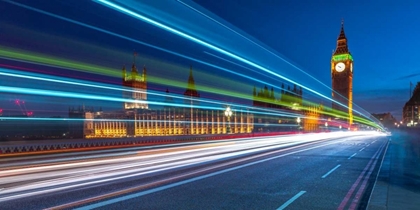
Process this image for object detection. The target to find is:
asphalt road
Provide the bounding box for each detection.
[0,132,389,210]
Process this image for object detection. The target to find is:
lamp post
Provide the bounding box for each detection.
[225,106,233,134]
[325,122,328,131]
[296,117,301,132]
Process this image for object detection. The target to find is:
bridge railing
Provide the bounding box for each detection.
[0,132,300,156]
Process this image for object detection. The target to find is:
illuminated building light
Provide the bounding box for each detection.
[332,53,354,62]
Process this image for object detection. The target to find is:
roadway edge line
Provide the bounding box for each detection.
[348,141,387,209]
[337,141,386,209]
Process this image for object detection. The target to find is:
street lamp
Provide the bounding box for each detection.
[224,106,233,134]
[296,117,301,132]
[325,122,328,131]
[339,125,342,129]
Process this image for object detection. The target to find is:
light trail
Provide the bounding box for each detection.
[0,84,303,121]
[0,67,378,128]
[94,0,350,112]
[0,132,384,202]
[94,0,382,129]
[0,45,293,109]
[0,60,377,127]
[1,0,383,129]
[177,0,332,91]
[0,67,298,118]
[0,1,282,99]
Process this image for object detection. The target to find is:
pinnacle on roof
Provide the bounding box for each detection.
[184,65,200,98]
[333,19,350,55]
[338,19,346,40]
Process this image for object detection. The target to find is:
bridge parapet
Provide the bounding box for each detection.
[0,132,298,156]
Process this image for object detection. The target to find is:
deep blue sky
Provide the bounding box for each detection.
[0,0,419,120]
[191,0,420,120]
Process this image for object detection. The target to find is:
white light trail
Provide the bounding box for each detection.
[0,132,383,202]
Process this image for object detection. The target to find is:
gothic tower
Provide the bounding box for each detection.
[122,53,148,110]
[184,65,200,105]
[331,20,353,125]
[183,66,200,134]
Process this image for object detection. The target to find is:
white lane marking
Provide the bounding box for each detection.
[74,139,344,210]
[276,191,306,210]
[322,164,341,178]
[359,148,365,152]
[348,153,357,160]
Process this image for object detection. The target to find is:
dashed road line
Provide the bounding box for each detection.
[276,191,306,210]
[322,164,341,178]
[348,153,357,159]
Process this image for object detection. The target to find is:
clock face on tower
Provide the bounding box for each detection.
[350,63,353,72]
[335,62,345,72]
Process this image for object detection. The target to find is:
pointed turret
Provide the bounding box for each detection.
[184,66,200,99]
[131,63,137,73]
[338,19,346,40]
[263,85,269,98]
[122,65,126,81]
[333,19,350,55]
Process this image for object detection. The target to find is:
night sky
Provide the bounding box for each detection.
[1,0,419,120]
[192,0,420,120]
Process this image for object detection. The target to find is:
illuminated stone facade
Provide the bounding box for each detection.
[331,20,353,126]
[83,108,253,138]
[303,105,323,132]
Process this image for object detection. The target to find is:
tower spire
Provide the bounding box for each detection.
[184,65,200,98]
[338,19,346,40]
[142,65,147,81]
[333,20,350,55]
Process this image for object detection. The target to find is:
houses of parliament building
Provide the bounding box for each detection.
[69,63,254,138]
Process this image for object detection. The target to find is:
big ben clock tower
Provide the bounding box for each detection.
[331,20,353,126]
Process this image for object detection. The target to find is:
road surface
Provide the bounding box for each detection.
[0,132,388,209]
